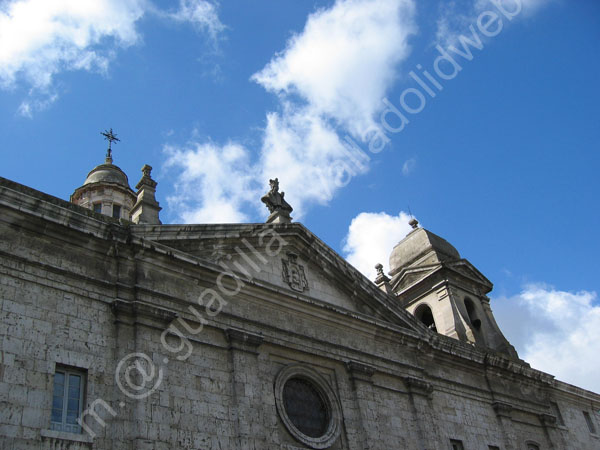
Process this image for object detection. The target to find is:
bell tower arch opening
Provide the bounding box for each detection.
[414,304,437,332]
[464,297,482,331]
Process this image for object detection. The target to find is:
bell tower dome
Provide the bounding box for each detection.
[70,129,136,220]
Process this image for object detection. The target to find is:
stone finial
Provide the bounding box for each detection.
[142,164,152,177]
[261,178,293,224]
[131,164,161,224]
[409,218,419,229]
[136,164,157,189]
[374,263,391,292]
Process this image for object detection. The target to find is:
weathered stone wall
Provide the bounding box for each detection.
[1,178,599,450]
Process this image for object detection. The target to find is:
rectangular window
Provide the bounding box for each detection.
[93,203,102,214]
[450,439,464,450]
[550,401,565,426]
[51,367,86,433]
[488,446,500,450]
[112,204,121,219]
[583,411,597,434]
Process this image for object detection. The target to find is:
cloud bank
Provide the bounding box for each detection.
[493,284,600,393]
[165,0,417,223]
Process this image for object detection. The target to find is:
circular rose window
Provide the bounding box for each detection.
[275,365,341,449]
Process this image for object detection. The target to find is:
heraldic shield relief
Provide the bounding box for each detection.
[282,252,308,293]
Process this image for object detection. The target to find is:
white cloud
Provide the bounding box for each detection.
[342,211,414,279]
[163,0,224,41]
[0,0,145,90]
[436,0,553,48]
[493,284,600,393]
[166,0,417,223]
[17,90,59,117]
[402,157,416,175]
[0,0,223,113]
[252,0,416,136]
[164,142,259,224]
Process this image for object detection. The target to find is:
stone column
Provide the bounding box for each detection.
[345,361,376,450]
[224,328,264,450]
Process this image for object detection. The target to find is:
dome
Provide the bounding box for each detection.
[83,163,131,189]
[389,227,460,276]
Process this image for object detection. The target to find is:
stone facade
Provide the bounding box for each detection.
[0,173,599,450]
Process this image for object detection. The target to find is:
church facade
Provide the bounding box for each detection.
[0,149,599,450]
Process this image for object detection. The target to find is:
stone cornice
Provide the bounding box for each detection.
[346,361,376,383]
[484,353,554,385]
[403,376,434,398]
[111,299,178,326]
[224,328,264,353]
[492,401,513,418]
[0,176,129,241]
[539,413,558,428]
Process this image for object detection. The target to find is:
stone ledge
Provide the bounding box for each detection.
[40,428,93,444]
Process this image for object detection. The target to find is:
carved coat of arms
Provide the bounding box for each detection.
[282,252,308,292]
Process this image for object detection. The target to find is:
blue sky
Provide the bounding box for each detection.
[1,0,599,391]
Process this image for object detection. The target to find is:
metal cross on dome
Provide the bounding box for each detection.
[101,128,120,161]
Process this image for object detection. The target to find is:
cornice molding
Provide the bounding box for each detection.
[224,328,264,353]
[404,376,434,398]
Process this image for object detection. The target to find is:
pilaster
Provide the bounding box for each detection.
[404,376,439,450]
[492,401,516,450]
[346,361,376,450]
[224,328,265,450]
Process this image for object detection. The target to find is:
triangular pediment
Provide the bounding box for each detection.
[390,264,440,292]
[446,259,493,290]
[389,258,492,295]
[131,222,426,334]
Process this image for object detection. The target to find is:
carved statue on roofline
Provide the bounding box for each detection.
[261,178,293,224]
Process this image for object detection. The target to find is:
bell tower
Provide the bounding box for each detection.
[382,219,518,358]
